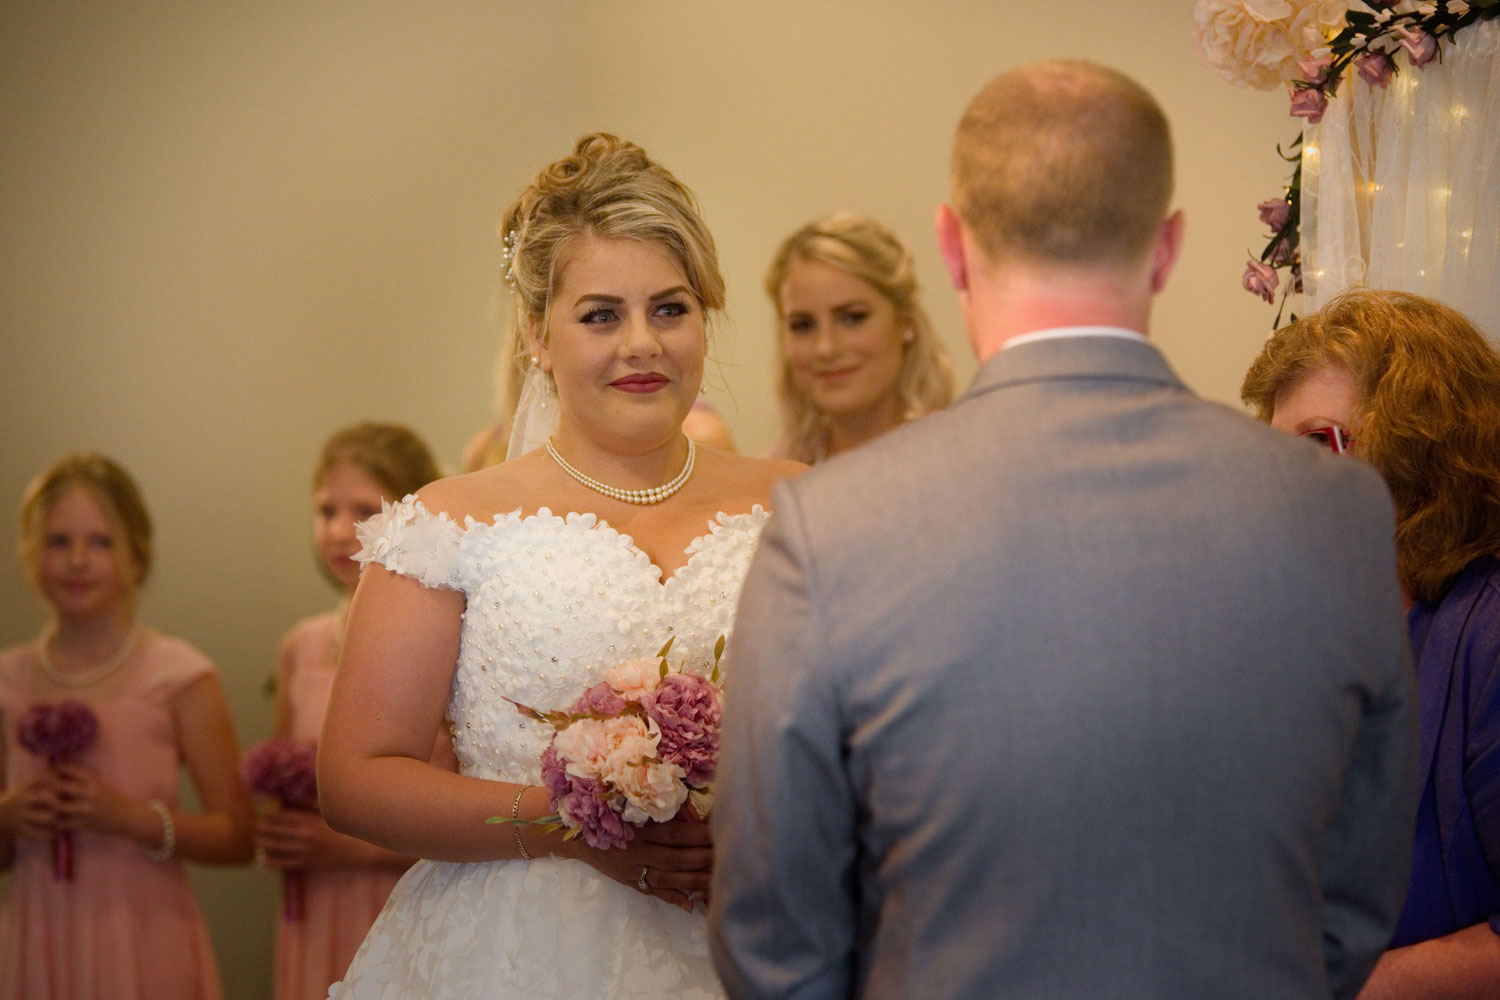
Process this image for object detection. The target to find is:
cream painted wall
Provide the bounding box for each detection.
[1,3,1300,997]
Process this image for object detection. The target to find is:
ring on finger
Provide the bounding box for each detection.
[637,866,650,891]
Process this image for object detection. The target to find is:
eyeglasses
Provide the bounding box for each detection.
[1300,426,1353,454]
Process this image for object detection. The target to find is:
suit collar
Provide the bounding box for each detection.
[958,333,1187,405]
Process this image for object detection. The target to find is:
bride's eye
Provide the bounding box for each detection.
[580,308,618,325]
[655,300,690,320]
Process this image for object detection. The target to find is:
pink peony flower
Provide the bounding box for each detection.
[1397,26,1439,68]
[17,700,99,764]
[1258,197,1292,230]
[643,673,722,787]
[569,681,626,717]
[1243,258,1280,303]
[1356,51,1395,87]
[554,776,633,851]
[540,742,570,800]
[241,739,318,809]
[1289,84,1329,123]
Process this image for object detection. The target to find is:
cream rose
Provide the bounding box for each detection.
[553,716,650,781]
[603,657,663,700]
[605,732,687,824]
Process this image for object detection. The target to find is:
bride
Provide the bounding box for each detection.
[318,133,801,998]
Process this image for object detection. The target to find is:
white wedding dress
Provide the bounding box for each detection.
[328,498,768,1000]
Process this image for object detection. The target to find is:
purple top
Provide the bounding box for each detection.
[1391,557,1500,946]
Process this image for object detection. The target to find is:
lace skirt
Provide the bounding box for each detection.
[328,856,724,999]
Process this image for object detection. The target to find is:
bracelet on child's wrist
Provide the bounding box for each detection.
[145,798,175,861]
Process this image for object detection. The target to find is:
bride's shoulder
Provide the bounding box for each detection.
[356,461,551,589]
[695,451,807,509]
[410,452,551,524]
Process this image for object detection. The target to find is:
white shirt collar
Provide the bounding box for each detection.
[1002,326,1149,351]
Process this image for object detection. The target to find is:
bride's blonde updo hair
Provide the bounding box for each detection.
[499,133,725,377]
[765,211,955,464]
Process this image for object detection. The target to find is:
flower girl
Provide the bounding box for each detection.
[0,452,253,999]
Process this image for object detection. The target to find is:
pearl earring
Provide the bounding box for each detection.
[530,355,539,366]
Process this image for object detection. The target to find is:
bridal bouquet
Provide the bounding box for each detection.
[241,738,319,920]
[495,636,724,850]
[17,699,100,881]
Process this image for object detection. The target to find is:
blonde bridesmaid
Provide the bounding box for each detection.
[257,423,442,1000]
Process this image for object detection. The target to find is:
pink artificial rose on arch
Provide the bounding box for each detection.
[1243,258,1279,304]
[1258,198,1292,231]
[1397,26,1439,68]
[1356,51,1396,87]
[1289,85,1329,123]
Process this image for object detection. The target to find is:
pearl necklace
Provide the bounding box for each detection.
[38,624,143,688]
[545,436,696,505]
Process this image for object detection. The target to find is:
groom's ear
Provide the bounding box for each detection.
[934,204,969,293]
[1149,209,1186,295]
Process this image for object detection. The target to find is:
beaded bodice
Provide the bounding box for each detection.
[355,500,768,784]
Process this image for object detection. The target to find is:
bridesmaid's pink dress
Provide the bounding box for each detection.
[272,613,405,1000]
[0,631,224,1000]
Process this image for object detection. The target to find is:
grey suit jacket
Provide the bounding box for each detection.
[711,336,1419,1000]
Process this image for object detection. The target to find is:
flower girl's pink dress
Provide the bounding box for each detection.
[0,632,224,1000]
[328,498,766,1000]
[272,611,405,1000]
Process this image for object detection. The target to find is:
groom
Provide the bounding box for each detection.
[711,61,1418,1000]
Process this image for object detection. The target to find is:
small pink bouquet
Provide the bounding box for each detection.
[495,636,724,850]
[17,699,100,881]
[241,738,318,920]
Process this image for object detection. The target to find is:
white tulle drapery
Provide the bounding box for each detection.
[1301,17,1500,345]
[505,367,560,460]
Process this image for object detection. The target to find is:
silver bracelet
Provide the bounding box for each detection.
[145,798,175,861]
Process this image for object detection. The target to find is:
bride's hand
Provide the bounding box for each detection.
[580,811,713,911]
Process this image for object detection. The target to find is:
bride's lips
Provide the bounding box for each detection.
[610,373,669,394]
